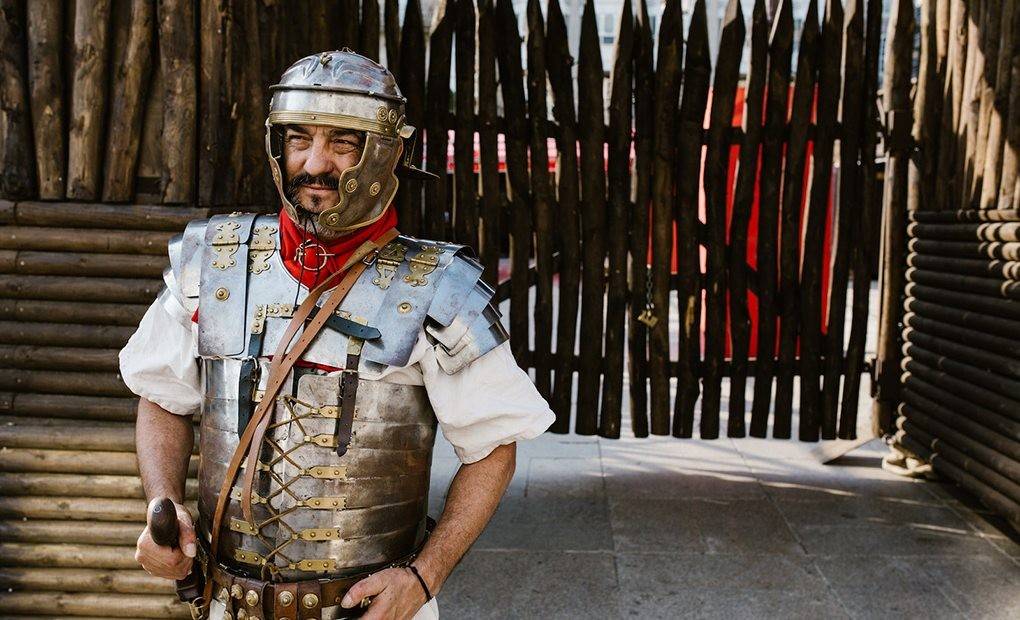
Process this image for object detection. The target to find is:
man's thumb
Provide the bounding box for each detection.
[175,503,197,558]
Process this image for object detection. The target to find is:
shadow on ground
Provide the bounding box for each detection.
[426,433,1020,619]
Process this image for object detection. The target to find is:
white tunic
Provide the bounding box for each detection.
[120,295,555,619]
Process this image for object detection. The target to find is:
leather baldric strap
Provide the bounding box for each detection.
[203,228,399,608]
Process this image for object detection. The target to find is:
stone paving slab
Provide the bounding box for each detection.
[427,433,1020,619]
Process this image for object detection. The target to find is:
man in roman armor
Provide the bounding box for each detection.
[120,49,554,620]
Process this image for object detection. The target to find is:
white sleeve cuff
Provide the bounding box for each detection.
[419,339,555,464]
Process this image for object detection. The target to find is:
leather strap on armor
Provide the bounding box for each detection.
[334,343,362,457]
[203,228,399,611]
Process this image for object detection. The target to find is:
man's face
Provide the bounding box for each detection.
[282,124,365,216]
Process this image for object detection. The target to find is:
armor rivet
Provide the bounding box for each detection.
[215,287,230,301]
[345,178,358,193]
[326,213,340,226]
[333,469,341,475]
[331,500,339,506]
[237,610,247,620]
[376,106,388,122]
[245,589,259,607]
[309,532,316,538]
[398,301,412,314]
[369,182,381,196]
[278,591,294,607]
[388,109,398,124]
[231,585,244,599]
[302,593,319,608]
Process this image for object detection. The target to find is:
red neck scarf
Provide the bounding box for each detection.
[278,206,399,289]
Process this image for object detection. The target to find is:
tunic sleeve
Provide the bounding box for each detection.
[419,338,555,463]
[118,289,202,417]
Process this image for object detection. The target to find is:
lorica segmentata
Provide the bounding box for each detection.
[162,212,507,582]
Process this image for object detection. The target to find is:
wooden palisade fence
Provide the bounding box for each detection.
[888,0,1020,530]
[0,0,891,437]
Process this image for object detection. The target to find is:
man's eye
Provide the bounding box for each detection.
[286,135,310,145]
[334,139,358,147]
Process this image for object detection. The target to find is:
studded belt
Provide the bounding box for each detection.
[207,517,434,620]
[210,565,369,619]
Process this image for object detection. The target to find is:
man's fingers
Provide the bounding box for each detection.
[136,527,190,577]
[341,572,387,608]
[174,503,197,558]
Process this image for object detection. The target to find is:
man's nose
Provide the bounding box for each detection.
[303,141,333,178]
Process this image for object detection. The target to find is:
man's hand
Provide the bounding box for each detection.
[134,498,196,580]
[340,567,429,620]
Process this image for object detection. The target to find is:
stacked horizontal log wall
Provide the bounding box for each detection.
[0,201,209,617]
[889,0,1020,529]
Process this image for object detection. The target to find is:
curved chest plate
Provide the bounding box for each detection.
[198,372,438,580]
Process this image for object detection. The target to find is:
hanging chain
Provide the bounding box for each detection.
[636,272,658,329]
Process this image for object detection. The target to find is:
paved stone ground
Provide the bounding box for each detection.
[426,431,1020,619]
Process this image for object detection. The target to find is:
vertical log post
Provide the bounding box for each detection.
[872,0,916,435]
[838,0,881,436]
[157,0,196,204]
[802,0,844,438]
[307,1,331,57]
[970,0,998,207]
[979,0,1015,208]
[198,0,227,205]
[526,0,555,400]
[476,0,499,284]
[957,0,980,207]
[546,0,581,432]
[627,0,655,437]
[494,0,532,367]
[102,0,155,203]
[673,0,710,437]
[701,0,744,437]
[575,0,607,435]
[246,0,266,206]
[338,0,359,50]
[647,0,683,435]
[423,0,453,240]
[727,0,769,437]
[934,0,966,212]
[359,0,380,61]
[384,0,400,69]
[66,0,112,200]
[774,2,818,439]
[997,1,1020,208]
[453,0,476,246]
[26,0,65,199]
[227,0,264,206]
[749,0,793,438]
[600,0,634,438]
[397,0,425,236]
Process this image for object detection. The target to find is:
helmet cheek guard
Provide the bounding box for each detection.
[265,49,411,235]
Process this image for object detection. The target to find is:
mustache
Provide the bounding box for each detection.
[287,173,340,193]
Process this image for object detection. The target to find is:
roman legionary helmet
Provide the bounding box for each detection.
[266,49,413,234]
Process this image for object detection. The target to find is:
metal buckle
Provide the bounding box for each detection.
[294,240,336,271]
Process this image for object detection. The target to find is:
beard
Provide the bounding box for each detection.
[284,172,344,240]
